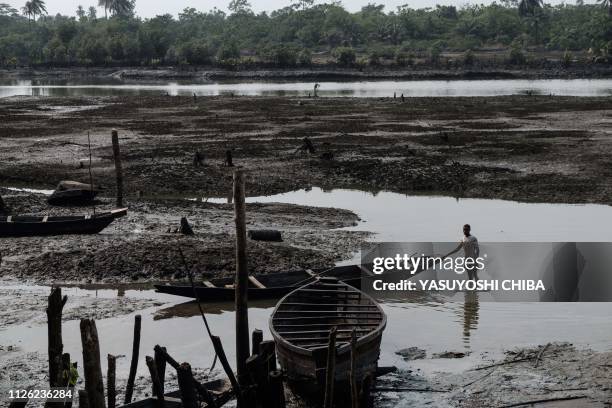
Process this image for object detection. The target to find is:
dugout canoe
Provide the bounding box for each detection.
[0,208,127,237]
[154,264,366,302]
[269,278,386,396]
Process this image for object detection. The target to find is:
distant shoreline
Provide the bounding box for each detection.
[2,65,612,82]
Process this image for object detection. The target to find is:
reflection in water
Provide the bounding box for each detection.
[154,299,276,320]
[461,291,480,349]
[2,78,612,98]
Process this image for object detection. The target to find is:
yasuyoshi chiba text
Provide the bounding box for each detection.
[372,279,546,292]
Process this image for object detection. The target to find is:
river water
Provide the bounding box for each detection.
[1,78,612,98]
[1,188,611,385]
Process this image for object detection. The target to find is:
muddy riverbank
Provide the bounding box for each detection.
[1,95,612,204]
[2,65,612,81]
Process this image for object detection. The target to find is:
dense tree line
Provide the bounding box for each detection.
[0,0,612,68]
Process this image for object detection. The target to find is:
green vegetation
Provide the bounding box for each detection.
[0,0,612,68]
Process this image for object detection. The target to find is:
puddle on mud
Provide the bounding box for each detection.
[1,188,612,391]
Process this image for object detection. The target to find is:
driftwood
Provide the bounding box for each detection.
[474,356,534,371]
[80,319,106,408]
[499,395,588,408]
[534,342,551,368]
[248,230,282,242]
[124,315,142,404]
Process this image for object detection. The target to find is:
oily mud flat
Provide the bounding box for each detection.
[375,343,612,408]
[0,187,367,283]
[1,95,612,205]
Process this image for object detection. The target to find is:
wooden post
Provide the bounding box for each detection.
[260,340,277,372]
[107,354,116,408]
[268,370,286,408]
[234,170,249,387]
[0,194,6,213]
[359,374,373,408]
[251,329,263,356]
[177,363,198,408]
[323,327,337,408]
[146,356,164,401]
[124,314,141,404]
[350,329,359,408]
[80,319,106,408]
[47,287,67,388]
[111,129,124,207]
[154,346,167,396]
[78,391,90,408]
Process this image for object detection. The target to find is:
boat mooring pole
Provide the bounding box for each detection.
[234,170,250,394]
[111,129,123,207]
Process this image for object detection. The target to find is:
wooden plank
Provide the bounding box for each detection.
[274,323,381,329]
[273,316,382,321]
[280,303,377,308]
[275,310,383,315]
[249,276,266,289]
[203,280,215,288]
[278,329,371,335]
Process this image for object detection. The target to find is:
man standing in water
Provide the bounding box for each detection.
[444,224,480,281]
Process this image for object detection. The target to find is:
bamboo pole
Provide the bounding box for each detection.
[124,314,141,404]
[234,170,249,388]
[211,335,244,407]
[80,319,106,408]
[323,327,338,408]
[111,129,123,207]
[107,354,116,408]
[47,288,67,388]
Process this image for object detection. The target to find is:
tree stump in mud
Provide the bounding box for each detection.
[47,288,67,389]
[225,150,234,167]
[79,319,106,408]
[193,151,204,167]
[180,217,194,235]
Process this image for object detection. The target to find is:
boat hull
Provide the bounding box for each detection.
[0,209,127,237]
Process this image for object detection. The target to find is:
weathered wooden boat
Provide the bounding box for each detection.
[154,264,366,301]
[47,180,100,206]
[0,208,127,237]
[270,278,386,398]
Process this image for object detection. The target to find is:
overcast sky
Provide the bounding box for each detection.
[4,0,588,18]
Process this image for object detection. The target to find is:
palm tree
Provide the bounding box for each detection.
[109,0,134,17]
[29,0,46,20]
[21,1,33,23]
[599,0,612,16]
[98,0,110,18]
[518,0,544,44]
[99,0,133,18]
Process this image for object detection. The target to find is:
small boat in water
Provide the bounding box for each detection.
[47,180,100,206]
[270,278,386,397]
[0,208,127,237]
[154,264,365,301]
